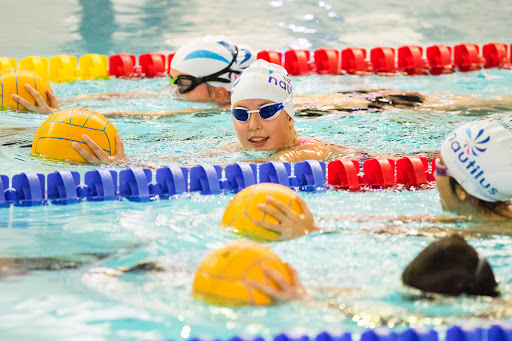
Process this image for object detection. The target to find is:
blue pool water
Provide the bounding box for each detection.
[1,1,512,340]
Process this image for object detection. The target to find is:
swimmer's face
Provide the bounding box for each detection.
[232,98,295,152]
[169,69,212,103]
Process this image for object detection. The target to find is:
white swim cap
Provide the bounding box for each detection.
[441,120,512,202]
[231,59,294,118]
[170,36,255,91]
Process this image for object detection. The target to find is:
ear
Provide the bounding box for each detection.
[210,86,230,105]
[455,186,468,201]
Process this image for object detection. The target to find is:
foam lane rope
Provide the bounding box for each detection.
[154,324,510,341]
[1,42,511,82]
[0,156,436,207]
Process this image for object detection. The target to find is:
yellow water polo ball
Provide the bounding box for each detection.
[221,183,303,241]
[192,241,293,306]
[31,107,118,163]
[0,68,51,111]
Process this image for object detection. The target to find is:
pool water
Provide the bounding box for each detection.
[1,1,512,340]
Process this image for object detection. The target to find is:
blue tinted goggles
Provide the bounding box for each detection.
[232,103,284,122]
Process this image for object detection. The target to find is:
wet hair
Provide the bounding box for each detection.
[448,177,509,218]
[402,235,499,297]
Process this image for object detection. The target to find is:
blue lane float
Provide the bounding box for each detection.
[294,160,327,191]
[161,326,512,341]
[398,329,438,341]
[47,170,80,204]
[84,169,118,201]
[12,172,45,206]
[119,167,154,202]
[0,160,330,207]
[446,327,483,341]
[488,325,512,341]
[156,165,189,197]
[225,162,258,192]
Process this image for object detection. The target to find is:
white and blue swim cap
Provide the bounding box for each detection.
[441,120,512,202]
[170,36,255,91]
[231,59,295,118]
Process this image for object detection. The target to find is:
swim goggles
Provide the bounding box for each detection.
[435,158,453,177]
[232,103,284,122]
[170,46,241,94]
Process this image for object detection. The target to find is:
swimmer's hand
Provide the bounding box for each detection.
[248,263,307,302]
[11,84,60,114]
[255,196,320,240]
[70,133,126,164]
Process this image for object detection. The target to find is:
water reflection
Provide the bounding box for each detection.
[77,0,116,55]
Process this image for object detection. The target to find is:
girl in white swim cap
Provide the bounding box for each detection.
[230,59,362,163]
[435,120,512,221]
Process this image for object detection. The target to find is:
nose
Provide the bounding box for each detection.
[247,111,262,131]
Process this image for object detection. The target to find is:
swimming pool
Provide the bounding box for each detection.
[1,1,512,340]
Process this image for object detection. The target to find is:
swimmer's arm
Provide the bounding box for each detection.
[421,94,512,112]
[294,93,369,113]
[100,107,205,117]
[322,214,468,224]
[59,91,163,104]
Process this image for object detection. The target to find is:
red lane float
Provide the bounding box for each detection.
[363,158,396,187]
[370,47,396,74]
[341,47,371,74]
[327,156,437,190]
[482,43,508,68]
[454,43,484,72]
[396,156,430,185]
[284,49,312,75]
[314,48,340,75]
[257,50,283,66]
[108,54,136,77]
[398,46,429,75]
[327,159,360,189]
[426,45,454,75]
[139,53,166,77]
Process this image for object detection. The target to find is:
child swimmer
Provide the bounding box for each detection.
[228,59,363,163]
[435,120,512,222]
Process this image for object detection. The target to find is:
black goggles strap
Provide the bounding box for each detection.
[200,45,240,83]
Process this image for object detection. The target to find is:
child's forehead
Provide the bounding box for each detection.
[233,98,276,108]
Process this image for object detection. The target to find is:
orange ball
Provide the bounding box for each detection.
[221,183,303,241]
[192,241,292,306]
[31,108,118,163]
[0,68,51,111]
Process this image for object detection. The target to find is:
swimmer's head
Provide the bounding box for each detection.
[402,235,499,297]
[170,36,255,104]
[230,60,296,151]
[231,59,294,118]
[438,120,512,205]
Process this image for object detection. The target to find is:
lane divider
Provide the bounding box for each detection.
[164,325,511,341]
[0,156,436,207]
[1,42,510,81]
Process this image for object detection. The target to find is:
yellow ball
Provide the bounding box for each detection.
[192,241,292,306]
[0,68,51,111]
[31,108,118,163]
[221,183,303,241]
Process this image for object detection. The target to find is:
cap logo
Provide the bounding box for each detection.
[183,50,230,64]
[465,127,490,156]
